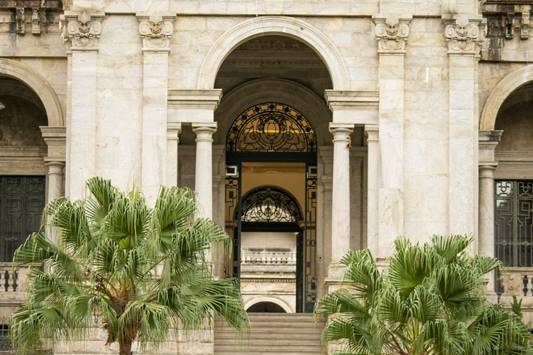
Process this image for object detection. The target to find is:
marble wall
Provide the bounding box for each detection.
[1,0,533,352]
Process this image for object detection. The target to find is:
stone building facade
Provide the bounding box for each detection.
[0,0,533,353]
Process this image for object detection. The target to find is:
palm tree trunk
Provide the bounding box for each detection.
[119,340,133,355]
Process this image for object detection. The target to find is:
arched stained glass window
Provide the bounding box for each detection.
[226,102,316,153]
[240,187,302,223]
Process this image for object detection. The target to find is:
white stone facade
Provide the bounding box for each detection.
[1,0,533,353]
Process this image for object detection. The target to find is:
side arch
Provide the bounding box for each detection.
[480,65,533,131]
[0,58,64,127]
[244,297,293,313]
[197,16,349,90]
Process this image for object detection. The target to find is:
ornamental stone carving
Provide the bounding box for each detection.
[373,17,411,54]
[61,11,103,51]
[444,18,485,55]
[138,15,174,51]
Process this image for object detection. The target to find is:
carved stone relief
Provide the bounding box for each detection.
[138,15,174,51]
[373,17,411,54]
[443,18,484,55]
[61,11,103,51]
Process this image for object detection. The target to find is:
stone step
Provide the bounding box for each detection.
[214,313,325,355]
[214,337,322,345]
[215,329,322,337]
[214,345,323,353]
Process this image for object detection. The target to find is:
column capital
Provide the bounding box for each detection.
[329,123,353,142]
[192,122,217,142]
[40,126,66,163]
[443,17,485,56]
[373,16,412,54]
[364,124,379,142]
[45,161,65,174]
[137,13,175,52]
[167,122,182,141]
[479,130,503,165]
[479,129,503,143]
[61,11,104,51]
[479,163,498,171]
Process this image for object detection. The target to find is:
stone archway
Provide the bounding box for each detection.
[0,59,64,127]
[480,64,533,131]
[196,16,350,90]
[0,59,66,204]
[244,297,293,313]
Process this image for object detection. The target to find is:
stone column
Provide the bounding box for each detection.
[365,125,379,258]
[373,16,411,257]
[166,122,181,186]
[193,123,217,219]
[329,123,353,268]
[61,11,103,199]
[138,14,174,203]
[479,130,503,293]
[40,126,67,203]
[444,18,483,236]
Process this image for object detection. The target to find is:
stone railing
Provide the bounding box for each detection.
[241,250,296,265]
[0,262,36,302]
[498,267,533,298]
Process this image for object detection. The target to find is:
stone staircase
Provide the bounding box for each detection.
[214,313,326,355]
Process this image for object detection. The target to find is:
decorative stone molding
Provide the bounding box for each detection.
[373,16,412,54]
[196,16,350,90]
[479,130,503,165]
[443,18,485,55]
[16,7,25,34]
[40,126,66,163]
[324,90,379,125]
[482,2,531,60]
[137,14,174,51]
[0,1,62,35]
[61,11,104,51]
[480,65,533,131]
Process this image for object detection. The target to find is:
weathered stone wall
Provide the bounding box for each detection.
[1,0,533,353]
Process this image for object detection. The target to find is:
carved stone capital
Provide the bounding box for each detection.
[443,18,485,55]
[373,16,412,54]
[61,11,104,51]
[137,15,174,51]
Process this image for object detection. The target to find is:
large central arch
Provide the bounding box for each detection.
[197,16,350,90]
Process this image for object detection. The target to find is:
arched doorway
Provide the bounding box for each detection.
[224,102,317,313]
[0,76,48,261]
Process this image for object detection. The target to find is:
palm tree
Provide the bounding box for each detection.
[316,235,531,355]
[10,177,248,355]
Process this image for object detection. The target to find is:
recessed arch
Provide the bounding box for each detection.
[239,186,303,223]
[244,297,293,313]
[197,16,349,90]
[480,65,533,131]
[0,58,64,127]
[215,79,331,146]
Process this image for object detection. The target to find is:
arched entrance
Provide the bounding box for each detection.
[224,102,317,313]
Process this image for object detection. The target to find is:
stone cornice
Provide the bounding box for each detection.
[443,17,485,55]
[324,90,379,110]
[137,13,175,52]
[61,11,104,51]
[373,16,412,54]
[168,89,223,110]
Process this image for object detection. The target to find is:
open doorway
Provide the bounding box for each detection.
[224,103,317,313]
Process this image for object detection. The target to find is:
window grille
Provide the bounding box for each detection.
[495,180,533,267]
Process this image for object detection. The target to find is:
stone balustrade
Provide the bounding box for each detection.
[241,250,296,265]
[498,267,533,299]
[0,262,36,303]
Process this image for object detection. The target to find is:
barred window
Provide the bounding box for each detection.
[0,324,10,351]
[495,180,533,267]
